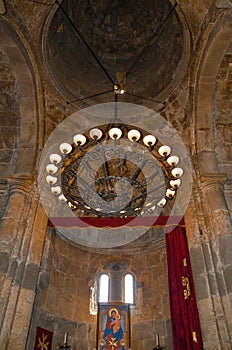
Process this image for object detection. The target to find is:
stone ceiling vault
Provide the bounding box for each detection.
[43,0,189,104]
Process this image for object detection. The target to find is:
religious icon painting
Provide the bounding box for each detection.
[34,326,53,350]
[97,302,131,350]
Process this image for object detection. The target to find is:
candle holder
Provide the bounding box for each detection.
[153,333,165,350]
[58,333,71,349]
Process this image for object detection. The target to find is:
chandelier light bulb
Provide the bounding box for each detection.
[58,194,67,202]
[128,129,141,142]
[89,128,103,140]
[59,142,72,154]
[171,167,184,178]
[170,179,181,188]
[51,186,61,195]
[158,145,171,157]
[109,127,122,139]
[46,164,58,174]
[46,175,57,185]
[68,202,75,208]
[143,135,156,147]
[49,153,62,164]
[166,188,176,198]
[167,155,179,166]
[73,134,87,146]
[157,198,167,207]
[148,205,156,213]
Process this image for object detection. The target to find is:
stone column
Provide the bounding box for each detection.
[201,173,231,237]
[0,174,48,350]
[198,173,232,349]
[0,179,9,218]
[0,175,33,349]
[109,264,124,303]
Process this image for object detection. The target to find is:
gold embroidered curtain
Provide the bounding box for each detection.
[166,225,203,349]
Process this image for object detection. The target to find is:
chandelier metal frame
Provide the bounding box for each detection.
[45,122,183,218]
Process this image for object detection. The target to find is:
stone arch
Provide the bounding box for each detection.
[0,17,44,177]
[189,14,232,349]
[88,254,142,311]
[195,13,232,175]
[90,254,143,281]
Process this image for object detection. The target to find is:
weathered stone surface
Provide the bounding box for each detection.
[0,251,10,273]
[22,262,39,290]
[0,1,231,350]
[14,261,26,285]
[6,257,18,280]
[219,234,232,266]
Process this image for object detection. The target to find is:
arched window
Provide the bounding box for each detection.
[99,273,109,302]
[96,270,135,305]
[124,273,134,304]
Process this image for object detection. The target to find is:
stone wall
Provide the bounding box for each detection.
[215,42,232,216]
[27,228,172,350]
[0,1,232,350]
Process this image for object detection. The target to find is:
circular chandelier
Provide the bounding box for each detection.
[45,123,183,218]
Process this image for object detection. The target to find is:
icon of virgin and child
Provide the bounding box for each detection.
[101,307,124,350]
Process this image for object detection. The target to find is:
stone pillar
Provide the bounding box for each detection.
[0,175,33,349]
[0,179,9,218]
[188,173,232,349]
[0,174,48,350]
[109,264,124,303]
[201,173,231,237]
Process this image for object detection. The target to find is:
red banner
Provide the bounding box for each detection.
[166,226,203,349]
[48,216,185,228]
[34,327,53,350]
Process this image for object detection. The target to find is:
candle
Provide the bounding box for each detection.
[64,332,68,344]
[156,333,160,347]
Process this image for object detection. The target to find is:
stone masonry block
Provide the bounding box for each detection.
[0,251,9,273]
[22,262,39,291]
[219,234,232,266]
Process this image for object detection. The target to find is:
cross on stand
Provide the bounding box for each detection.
[108,337,118,350]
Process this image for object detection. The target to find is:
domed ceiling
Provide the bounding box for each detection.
[44,0,185,104]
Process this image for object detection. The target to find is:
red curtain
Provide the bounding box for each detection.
[48,216,185,228]
[166,226,203,349]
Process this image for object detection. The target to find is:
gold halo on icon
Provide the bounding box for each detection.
[108,307,120,319]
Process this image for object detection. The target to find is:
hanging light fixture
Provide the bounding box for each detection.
[45,123,184,218]
[34,0,185,222]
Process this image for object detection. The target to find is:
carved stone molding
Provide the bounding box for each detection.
[0,179,8,189]
[7,174,34,195]
[201,173,227,194]
[201,173,230,218]
[224,180,232,190]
